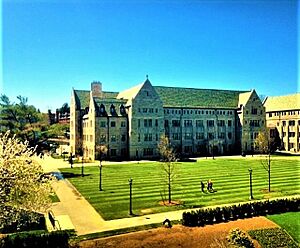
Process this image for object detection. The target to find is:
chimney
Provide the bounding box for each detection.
[91,81,102,97]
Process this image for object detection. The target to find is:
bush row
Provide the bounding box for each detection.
[182,197,300,227]
[0,230,75,248]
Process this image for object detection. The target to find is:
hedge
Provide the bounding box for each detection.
[182,197,300,227]
[0,230,75,248]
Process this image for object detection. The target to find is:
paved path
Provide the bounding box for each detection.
[40,156,300,236]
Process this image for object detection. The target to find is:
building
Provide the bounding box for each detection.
[263,93,300,153]
[70,78,266,160]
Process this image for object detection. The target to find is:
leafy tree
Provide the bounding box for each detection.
[0,94,43,147]
[254,128,281,192]
[158,135,177,204]
[0,132,53,231]
[58,103,70,114]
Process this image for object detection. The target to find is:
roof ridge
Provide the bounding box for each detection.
[154,85,248,93]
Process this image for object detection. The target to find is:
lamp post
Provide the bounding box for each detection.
[128,178,133,215]
[99,159,103,191]
[81,156,84,177]
[249,168,253,200]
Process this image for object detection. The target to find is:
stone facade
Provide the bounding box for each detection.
[70,79,266,160]
[263,93,300,153]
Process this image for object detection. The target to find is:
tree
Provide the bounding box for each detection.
[0,94,43,147]
[0,132,54,231]
[158,135,177,204]
[59,103,70,114]
[96,145,108,191]
[254,128,281,192]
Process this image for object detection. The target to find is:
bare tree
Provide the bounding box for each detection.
[158,135,177,204]
[96,145,108,191]
[254,128,280,192]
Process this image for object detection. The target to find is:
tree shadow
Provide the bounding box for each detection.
[60,172,91,178]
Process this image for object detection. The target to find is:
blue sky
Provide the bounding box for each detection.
[2,0,298,112]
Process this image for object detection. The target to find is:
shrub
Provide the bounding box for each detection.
[227,228,254,248]
[0,230,75,248]
[182,197,300,227]
[249,228,298,248]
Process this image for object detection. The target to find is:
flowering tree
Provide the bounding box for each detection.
[0,132,53,231]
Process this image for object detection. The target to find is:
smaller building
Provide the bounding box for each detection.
[263,93,300,153]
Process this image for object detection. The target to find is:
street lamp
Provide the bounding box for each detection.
[81,156,84,177]
[128,178,133,215]
[248,168,253,200]
[99,159,103,191]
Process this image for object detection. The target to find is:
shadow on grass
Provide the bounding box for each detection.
[61,172,92,178]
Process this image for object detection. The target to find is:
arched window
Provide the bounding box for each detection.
[100,104,105,114]
[120,104,126,115]
[110,104,116,115]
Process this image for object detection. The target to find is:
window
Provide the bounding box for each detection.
[184,133,192,140]
[289,120,295,126]
[208,133,214,139]
[138,108,141,112]
[184,120,192,127]
[144,133,152,141]
[148,119,152,127]
[155,119,158,127]
[289,132,295,137]
[218,133,225,139]
[165,120,169,127]
[138,133,140,142]
[121,148,127,156]
[110,149,117,156]
[143,108,147,113]
[111,121,116,127]
[251,107,257,114]
[184,146,192,153]
[138,119,140,127]
[228,120,232,127]
[90,135,93,142]
[217,120,225,126]
[121,121,126,127]
[282,121,286,126]
[228,132,232,139]
[121,134,126,142]
[143,148,154,156]
[283,132,286,137]
[250,120,260,127]
[144,119,148,127]
[100,121,106,127]
[172,133,181,140]
[207,120,214,127]
[111,135,116,142]
[149,108,153,113]
[196,120,204,127]
[156,134,158,141]
[196,132,204,140]
[100,135,106,142]
[172,120,181,127]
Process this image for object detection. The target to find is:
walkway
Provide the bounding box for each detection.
[40,156,299,236]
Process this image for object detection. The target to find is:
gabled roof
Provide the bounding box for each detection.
[238,91,252,107]
[74,90,118,110]
[117,82,144,100]
[154,86,247,109]
[264,93,300,112]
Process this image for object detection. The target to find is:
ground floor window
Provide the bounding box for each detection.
[184,146,192,153]
[110,149,117,156]
[143,148,154,156]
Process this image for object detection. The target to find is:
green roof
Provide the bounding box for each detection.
[154,86,246,109]
[74,90,118,109]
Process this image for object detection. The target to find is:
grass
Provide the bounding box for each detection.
[59,156,300,220]
[267,212,300,243]
[49,193,60,203]
[249,228,299,248]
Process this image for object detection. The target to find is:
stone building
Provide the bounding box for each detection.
[263,93,300,153]
[70,78,266,160]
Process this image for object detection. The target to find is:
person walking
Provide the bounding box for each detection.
[201,181,205,192]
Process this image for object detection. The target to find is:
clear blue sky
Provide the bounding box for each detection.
[2,0,298,112]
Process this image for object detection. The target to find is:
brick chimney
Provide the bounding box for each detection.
[91,81,102,97]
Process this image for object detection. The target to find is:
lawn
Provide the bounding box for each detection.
[267,212,300,243]
[59,156,300,220]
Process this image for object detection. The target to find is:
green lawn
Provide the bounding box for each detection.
[267,212,300,243]
[59,156,300,220]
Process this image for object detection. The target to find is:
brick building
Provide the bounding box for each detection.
[70,78,266,160]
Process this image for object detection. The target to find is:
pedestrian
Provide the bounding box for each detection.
[201,181,205,192]
[210,180,214,192]
[207,179,211,191]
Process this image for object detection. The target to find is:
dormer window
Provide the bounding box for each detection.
[110,104,116,115]
[120,105,126,115]
[100,104,105,114]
